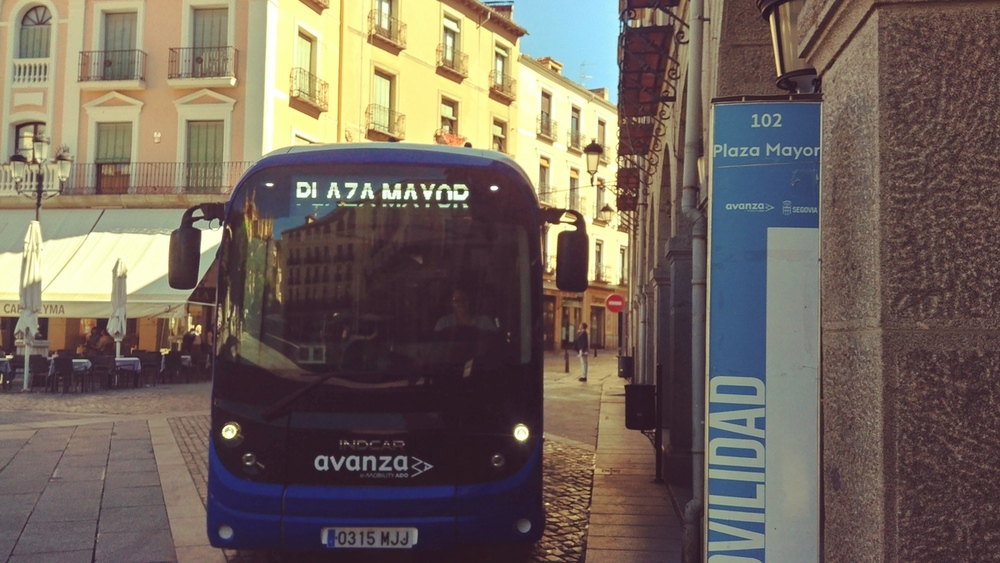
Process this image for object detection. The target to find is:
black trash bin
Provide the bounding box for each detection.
[625,384,656,430]
[617,355,633,379]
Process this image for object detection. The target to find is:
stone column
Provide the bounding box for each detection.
[801,1,1000,560]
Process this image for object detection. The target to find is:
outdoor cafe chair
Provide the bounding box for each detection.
[50,356,77,393]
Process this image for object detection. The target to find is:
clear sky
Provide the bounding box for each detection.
[510,1,620,104]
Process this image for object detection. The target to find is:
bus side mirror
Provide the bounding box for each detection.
[556,229,589,293]
[169,225,202,289]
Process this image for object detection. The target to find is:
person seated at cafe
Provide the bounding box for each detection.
[85,327,102,355]
[98,329,115,354]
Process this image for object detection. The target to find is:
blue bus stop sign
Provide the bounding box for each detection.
[706,100,820,562]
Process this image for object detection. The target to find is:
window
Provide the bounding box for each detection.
[296,31,316,75]
[596,179,606,216]
[569,169,580,210]
[539,157,551,201]
[376,0,392,34]
[186,120,224,193]
[96,122,133,194]
[539,91,554,138]
[443,17,459,64]
[595,240,604,280]
[192,7,228,77]
[620,246,628,284]
[372,71,394,133]
[494,45,508,85]
[492,119,507,153]
[598,119,607,147]
[570,107,581,149]
[19,6,51,59]
[541,92,552,127]
[102,12,138,80]
[14,123,46,160]
[440,99,458,134]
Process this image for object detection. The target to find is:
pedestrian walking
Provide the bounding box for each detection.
[575,322,589,381]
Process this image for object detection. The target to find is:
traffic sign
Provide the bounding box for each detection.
[605,294,625,313]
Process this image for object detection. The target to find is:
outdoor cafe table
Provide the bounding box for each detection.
[47,358,93,392]
[112,357,143,388]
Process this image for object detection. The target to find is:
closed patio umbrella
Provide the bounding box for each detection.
[14,221,43,391]
[108,258,128,358]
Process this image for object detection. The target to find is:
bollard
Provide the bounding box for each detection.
[564,349,569,373]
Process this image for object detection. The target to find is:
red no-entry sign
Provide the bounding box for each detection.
[605,294,626,314]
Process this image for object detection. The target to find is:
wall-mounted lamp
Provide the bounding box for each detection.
[153,131,162,143]
[757,0,820,94]
[598,203,615,224]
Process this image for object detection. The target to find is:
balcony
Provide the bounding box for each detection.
[368,10,407,51]
[300,0,330,12]
[12,58,50,85]
[567,130,583,152]
[436,45,468,80]
[366,104,406,140]
[0,161,254,198]
[489,70,516,103]
[537,181,555,206]
[78,50,146,90]
[537,114,557,142]
[167,46,238,88]
[290,67,329,113]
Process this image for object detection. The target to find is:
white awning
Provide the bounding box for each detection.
[0,209,222,318]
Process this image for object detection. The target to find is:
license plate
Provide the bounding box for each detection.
[321,527,418,549]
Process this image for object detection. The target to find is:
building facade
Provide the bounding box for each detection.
[0,1,623,363]
[516,54,626,353]
[620,0,1000,559]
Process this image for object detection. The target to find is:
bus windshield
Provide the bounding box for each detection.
[215,162,536,399]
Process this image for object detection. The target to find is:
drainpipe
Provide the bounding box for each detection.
[680,0,706,560]
[636,162,648,384]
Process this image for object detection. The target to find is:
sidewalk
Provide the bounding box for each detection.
[546,350,684,562]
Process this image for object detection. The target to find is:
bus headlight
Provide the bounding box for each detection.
[220,422,243,447]
[490,453,506,468]
[513,424,530,443]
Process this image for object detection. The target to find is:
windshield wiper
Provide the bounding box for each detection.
[259,370,418,422]
[260,372,343,422]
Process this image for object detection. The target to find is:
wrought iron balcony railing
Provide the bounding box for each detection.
[537,114,557,141]
[537,181,555,205]
[368,10,407,49]
[79,49,146,82]
[365,104,406,140]
[436,44,468,78]
[290,67,329,112]
[0,161,254,197]
[168,46,238,80]
[489,70,516,101]
[567,130,583,151]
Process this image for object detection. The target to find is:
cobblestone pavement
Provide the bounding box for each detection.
[0,359,602,563]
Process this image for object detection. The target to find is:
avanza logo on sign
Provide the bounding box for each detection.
[313,454,434,479]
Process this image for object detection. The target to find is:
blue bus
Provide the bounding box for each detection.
[168,143,588,554]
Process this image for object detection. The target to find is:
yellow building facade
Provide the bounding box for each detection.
[0,0,623,358]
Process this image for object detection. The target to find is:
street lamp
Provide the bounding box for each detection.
[583,139,603,184]
[757,0,820,94]
[8,132,72,221]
